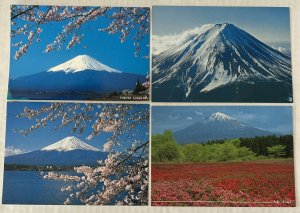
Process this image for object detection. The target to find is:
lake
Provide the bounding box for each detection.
[2,171,83,205]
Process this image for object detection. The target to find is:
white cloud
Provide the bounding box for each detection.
[187,116,193,120]
[169,115,180,120]
[5,146,25,157]
[195,111,203,116]
[265,125,292,134]
[277,46,286,53]
[271,45,287,53]
[153,24,214,55]
[232,112,268,124]
[232,112,256,121]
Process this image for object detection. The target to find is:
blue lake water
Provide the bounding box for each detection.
[2,171,83,205]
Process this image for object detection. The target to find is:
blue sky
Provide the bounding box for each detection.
[152,106,293,135]
[5,102,149,154]
[153,6,291,43]
[10,7,150,78]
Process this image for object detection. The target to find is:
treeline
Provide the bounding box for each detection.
[240,135,293,157]
[152,130,293,163]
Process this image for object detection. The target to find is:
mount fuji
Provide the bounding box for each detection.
[152,23,292,102]
[5,136,107,166]
[9,55,146,100]
[174,112,273,144]
[48,55,122,74]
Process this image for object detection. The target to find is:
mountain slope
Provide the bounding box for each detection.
[5,136,106,166]
[152,23,292,102]
[174,112,273,144]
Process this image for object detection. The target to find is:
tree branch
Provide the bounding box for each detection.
[11,5,39,20]
[116,141,149,167]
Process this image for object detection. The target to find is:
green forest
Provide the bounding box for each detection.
[152,130,293,163]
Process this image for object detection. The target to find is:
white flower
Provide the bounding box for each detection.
[103,140,113,152]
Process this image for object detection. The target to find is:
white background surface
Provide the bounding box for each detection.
[0,0,299,212]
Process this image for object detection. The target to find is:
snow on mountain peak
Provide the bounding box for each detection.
[217,23,233,27]
[48,55,121,73]
[41,136,100,152]
[152,23,232,55]
[209,112,235,121]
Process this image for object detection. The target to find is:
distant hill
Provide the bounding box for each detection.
[174,112,274,144]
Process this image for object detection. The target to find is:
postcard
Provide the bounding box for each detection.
[151,106,295,206]
[3,102,149,205]
[8,5,150,101]
[151,7,292,103]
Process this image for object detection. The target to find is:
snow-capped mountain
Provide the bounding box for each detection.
[9,55,146,100]
[174,112,273,144]
[209,112,235,121]
[5,136,106,166]
[48,55,121,73]
[41,136,100,152]
[152,23,292,102]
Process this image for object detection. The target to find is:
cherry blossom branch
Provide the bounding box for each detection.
[116,141,149,167]
[11,5,39,20]
[14,7,51,59]
[11,5,150,59]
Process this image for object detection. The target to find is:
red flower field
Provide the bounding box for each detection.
[151,159,295,207]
